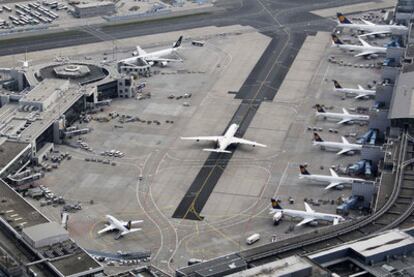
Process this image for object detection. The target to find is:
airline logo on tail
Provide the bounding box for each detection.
[337,12,352,24]
[331,34,344,45]
[333,80,342,89]
[299,165,310,175]
[173,36,183,49]
[271,198,283,210]
[313,132,323,142]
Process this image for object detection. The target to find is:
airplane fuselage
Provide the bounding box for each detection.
[337,23,408,34]
[217,123,239,150]
[122,48,176,65]
[299,173,363,184]
[271,208,343,224]
[334,43,386,54]
[105,215,127,231]
[335,87,375,97]
[316,111,369,122]
[140,48,175,61]
[313,140,362,152]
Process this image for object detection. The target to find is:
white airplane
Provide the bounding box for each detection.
[180,123,267,153]
[332,80,376,99]
[97,215,143,240]
[269,198,345,226]
[121,36,183,67]
[312,132,362,155]
[331,34,386,57]
[299,164,365,190]
[336,12,408,36]
[315,104,369,125]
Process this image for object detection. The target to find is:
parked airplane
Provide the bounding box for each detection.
[180,123,267,153]
[332,80,376,99]
[121,36,183,67]
[269,198,345,226]
[315,104,369,125]
[299,165,365,190]
[331,34,386,57]
[312,132,362,155]
[97,215,143,240]
[336,12,408,36]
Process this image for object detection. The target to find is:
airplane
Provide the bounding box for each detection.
[97,215,143,240]
[336,12,408,36]
[299,164,365,190]
[180,123,267,153]
[332,80,376,99]
[269,198,345,226]
[121,36,183,67]
[331,34,386,57]
[312,132,362,155]
[315,104,369,125]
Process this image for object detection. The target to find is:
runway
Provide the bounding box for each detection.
[0,0,369,56]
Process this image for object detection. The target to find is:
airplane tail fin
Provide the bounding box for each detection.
[313,132,324,142]
[203,148,232,154]
[333,80,342,89]
[337,12,352,24]
[331,34,344,45]
[173,36,183,48]
[299,165,310,175]
[315,104,326,113]
[136,46,146,56]
[271,198,283,210]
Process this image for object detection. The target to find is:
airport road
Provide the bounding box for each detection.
[0,0,370,56]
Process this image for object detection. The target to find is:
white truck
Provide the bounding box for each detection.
[246,233,260,245]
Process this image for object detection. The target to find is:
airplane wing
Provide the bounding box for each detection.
[97,224,115,234]
[337,118,351,124]
[360,30,390,37]
[358,37,372,48]
[203,148,232,154]
[147,57,183,63]
[342,108,350,115]
[355,93,368,99]
[230,137,267,148]
[341,136,350,144]
[360,19,376,26]
[120,228,142,237]
[304,202,314,213]
[325,182,342,190]
[336,148,352,155]
[296,217,315,227]
[357,85,364,90]
[329,168,339,178]
[354,51,376,57]
[130,220,144,225]
[180,136,221,142]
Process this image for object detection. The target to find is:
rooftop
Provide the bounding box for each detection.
[227,256,314,277]
[0,140,30,173]
[20,79,69,103]
[0,179,49,231]
[309,229,414,262]
[22,222,69,244]
[75,1,115,8]
[388,68,414,119]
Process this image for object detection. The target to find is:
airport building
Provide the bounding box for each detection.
[0,57,147,276]
[73,1,116,18]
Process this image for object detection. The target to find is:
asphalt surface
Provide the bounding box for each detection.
[0,0,371,222]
